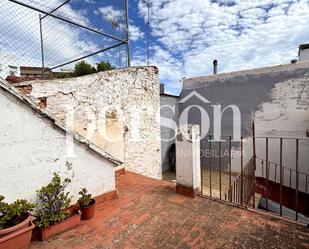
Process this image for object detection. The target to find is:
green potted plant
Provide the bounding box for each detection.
[0,196,35,249]
[77,188,96,220]
[34,173,81,241]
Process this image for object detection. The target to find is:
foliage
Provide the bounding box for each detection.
[0,195,35,230]
[34,173,72,228]
[96,61,114,72]
[53,71,74,79]
[73,60,96,77]
[77,188,92,208]
[73,60,114,77]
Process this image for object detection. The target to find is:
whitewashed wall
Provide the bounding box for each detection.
[14,67,162,179]
[0,89,115,203]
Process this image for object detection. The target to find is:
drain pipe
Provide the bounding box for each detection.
[213,59,218,74]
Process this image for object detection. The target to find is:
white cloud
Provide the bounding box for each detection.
[98,6,124,26]
[0,0,116,71]
[129,24,144,41]
[135,0,309,94]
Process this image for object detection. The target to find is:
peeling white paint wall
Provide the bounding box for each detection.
[253,74,309,192]
[14,67,162,179]
[181,62,309,191]
[0,89,115,203]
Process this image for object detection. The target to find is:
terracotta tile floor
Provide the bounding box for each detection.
[31,172,309,249]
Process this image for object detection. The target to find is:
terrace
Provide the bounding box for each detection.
[30,172,309,249]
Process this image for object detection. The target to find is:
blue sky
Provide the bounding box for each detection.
[1,0,309,95]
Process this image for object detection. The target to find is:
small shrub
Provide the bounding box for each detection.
[0,195,35,229]
[96,61,114,72]
[74,60,96,76]
[34,173,71,228]
[77,188,92,208]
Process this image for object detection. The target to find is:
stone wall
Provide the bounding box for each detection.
[0,87,116,203]
[13,67,162,179]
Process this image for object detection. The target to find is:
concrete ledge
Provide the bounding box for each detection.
[68,190,118,211]
[176,184,197,198]
[94,190,118,206]
[115,167,126,178]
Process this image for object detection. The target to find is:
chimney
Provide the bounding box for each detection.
[160,84,164,94]
[213,59,218,74]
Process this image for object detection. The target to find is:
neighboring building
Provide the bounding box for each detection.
[160,84,179,172]
[11,67,162,179]
[0,52,20,79]
[180,61,309,192]
[20,66,53,79]
[299,43,309,62]
[0,77,121,203]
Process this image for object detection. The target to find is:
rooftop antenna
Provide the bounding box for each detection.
[142,0,152,66]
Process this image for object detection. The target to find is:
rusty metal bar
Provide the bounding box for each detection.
[290,169,292,188]
[280,138,283,216]
[295,139,299,221]
[275,163,277,182]
[219,141,222,200]
[266,137,269,212]
[240,137,243,206]
[261,160,264,178]
[305,175,308,194]
[233,181,235,202]
[209,135,212,197]
[200,140,204,196]
[252,123,256,209]
[229,136,232,202]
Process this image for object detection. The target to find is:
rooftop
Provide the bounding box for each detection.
[30,172,309,249]
[299,43,309,50]
[0,77,122,165]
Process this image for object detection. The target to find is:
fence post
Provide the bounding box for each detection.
[240,136,243,206]
[124,0,131,67]
[175,124,201,198]
[39,14,45,80]
[252,122,256,208]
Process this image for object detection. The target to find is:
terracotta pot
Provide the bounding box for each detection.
[80,199,96,220]
[38,210,81,241]
[0,213,35,249]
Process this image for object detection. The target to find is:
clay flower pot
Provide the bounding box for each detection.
[0,213,35,249]
[80,199,96,220]
[38,210,81,241]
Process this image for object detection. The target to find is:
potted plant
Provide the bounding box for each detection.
[0,196,35,249]
[34,173,81,241]
[77,188,96,220]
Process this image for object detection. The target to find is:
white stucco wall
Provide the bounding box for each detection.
[0,89,115,203]
[14,67,162,179]
[176,125,201,191]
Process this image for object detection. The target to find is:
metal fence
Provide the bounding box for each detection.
[0,0,130,79]
[200,124,309,224]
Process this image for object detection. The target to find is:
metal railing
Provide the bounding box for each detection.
[226,158,255,206]
[199,124,309,223]
[256,157,309,194]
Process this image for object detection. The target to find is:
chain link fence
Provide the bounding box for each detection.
[0,0,129,80]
